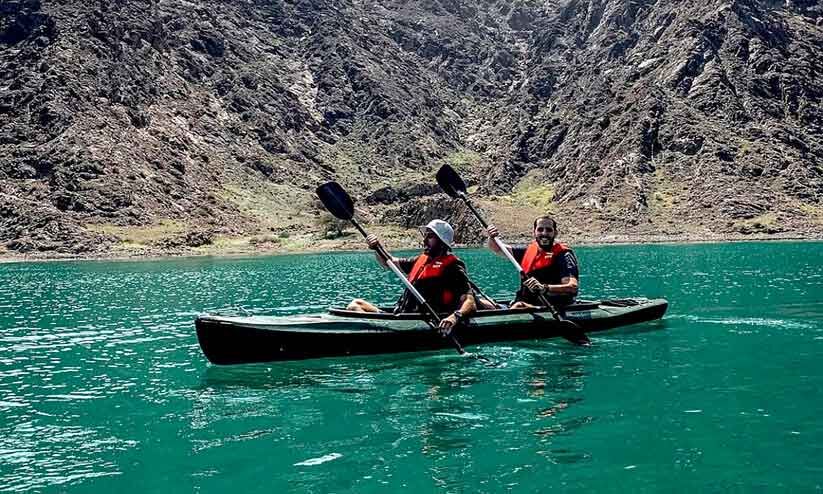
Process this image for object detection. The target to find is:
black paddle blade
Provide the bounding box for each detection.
[558,321,592,346]
[436,164,467,198]
[316,182,355,221]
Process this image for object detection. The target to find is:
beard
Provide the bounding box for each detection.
[536,236,555,249]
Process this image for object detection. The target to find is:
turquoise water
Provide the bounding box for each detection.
[1,242,822,492]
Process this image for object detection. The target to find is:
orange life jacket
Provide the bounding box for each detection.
[520,241,570,275]
[408,254,459,307]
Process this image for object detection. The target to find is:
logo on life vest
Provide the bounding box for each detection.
[409,254,457,282]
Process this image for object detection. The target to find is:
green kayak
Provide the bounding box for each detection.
[195,297,668,365]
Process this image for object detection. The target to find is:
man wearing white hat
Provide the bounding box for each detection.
[347,219,476,334]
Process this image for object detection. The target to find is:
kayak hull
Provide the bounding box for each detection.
[195,298,668,365]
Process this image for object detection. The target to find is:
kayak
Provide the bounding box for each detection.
[195,297,668,365]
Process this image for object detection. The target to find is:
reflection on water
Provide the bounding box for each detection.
[194,345,596,491]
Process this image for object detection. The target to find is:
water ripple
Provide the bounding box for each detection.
[672,314,816,330]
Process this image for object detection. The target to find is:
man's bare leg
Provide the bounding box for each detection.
[509,301,538,310]
[476,298,499,310]
[346,299,382,312]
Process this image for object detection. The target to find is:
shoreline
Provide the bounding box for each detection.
[1,231,821,264]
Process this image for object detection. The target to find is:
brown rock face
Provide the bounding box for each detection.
[1,0,821,255]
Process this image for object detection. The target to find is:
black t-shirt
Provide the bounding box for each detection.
[394,254,471,314]
[510,244,579,306]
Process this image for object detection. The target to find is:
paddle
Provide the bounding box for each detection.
[315,181,473,357]
[435,165,591,346]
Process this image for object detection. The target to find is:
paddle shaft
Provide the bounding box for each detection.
[348,219,468,355]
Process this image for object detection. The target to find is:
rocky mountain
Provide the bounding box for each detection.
[1,0,822,257]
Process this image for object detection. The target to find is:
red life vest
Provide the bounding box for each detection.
[520,241,570,275]
[408,254,459,307]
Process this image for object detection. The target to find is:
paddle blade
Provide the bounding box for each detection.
[316,182,355,221]
[558,322,591,346]
[436,164,467,198]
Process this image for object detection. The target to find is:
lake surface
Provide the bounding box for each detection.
[1,242,822,493]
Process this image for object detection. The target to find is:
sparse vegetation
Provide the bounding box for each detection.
[317,212,348,239]
[649,167,680,212]
[652,190,675,208]
[733,213,780,234]
[500,171,556,212]
[109,242,150,255]
[798,203,823,224]
[446,150,484,171]
[199,235,250,251]
[216,181,300,224]
[249,235,281,246]
[86,219,187,246]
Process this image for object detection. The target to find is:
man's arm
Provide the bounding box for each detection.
[366,234,401,269]
[486,225,514,259]
[437,262,477,334]
[457,293,477,316]
[438,293,476,334]
[542,276,579,295]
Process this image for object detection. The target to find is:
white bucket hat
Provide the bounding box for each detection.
[419,219,454,248]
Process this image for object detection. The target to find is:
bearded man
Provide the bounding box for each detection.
[486,216,579,309]
[347,219,476,334]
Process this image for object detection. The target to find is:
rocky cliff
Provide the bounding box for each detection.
[1,0,821,257]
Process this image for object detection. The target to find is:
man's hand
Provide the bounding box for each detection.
[438,314,459,336]
[366,233,380,250]
[524,277,547,294]
[486,225,499,238]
